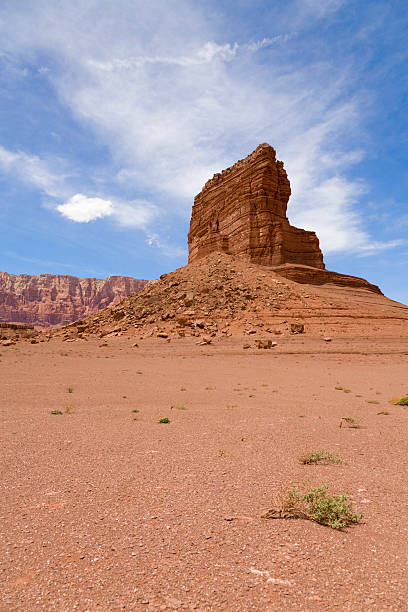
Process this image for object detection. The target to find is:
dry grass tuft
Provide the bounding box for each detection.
[300,449,343,465]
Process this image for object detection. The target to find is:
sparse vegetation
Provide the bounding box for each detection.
[50,410,63,415]
[67,386,74,393]
[377,411,390,415]
[335,385,351,393]
[64,405,74,414]
[158,417,170,423]
[172,403,188,410]
[339,417,361,428]
[393,396,408,406]
[300,450,343,465]
[262,481,363,530]
[131,409,139,413]
[367,400,380,405]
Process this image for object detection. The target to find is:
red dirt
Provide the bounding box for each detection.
[1,332,408,610]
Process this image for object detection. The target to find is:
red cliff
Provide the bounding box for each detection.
[0,272,149,328]
[188,143,325,269]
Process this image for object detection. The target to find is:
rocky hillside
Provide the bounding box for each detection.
[50,252,408,342]
[0,272,149,328]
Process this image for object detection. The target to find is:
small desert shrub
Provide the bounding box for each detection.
[158,417,170,423]
[367,400,380,405]
[300,450,343,465]
[64,405,74,414]
[50,410,63,415]
[131,409,139,413]
[262,481,362,530]
[393,396,408,406]
[339,417,361,428]
[377,411,390,415]
[171,403,188,410]
[335,385,351,393]
[67,386,74,393]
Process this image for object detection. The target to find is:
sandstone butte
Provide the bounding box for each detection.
[0,272,148,328]
[188,142,325,269]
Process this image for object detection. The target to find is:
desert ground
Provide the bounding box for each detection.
[1,333,407,611]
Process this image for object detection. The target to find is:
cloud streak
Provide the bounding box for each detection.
[0,0,402,259]
[0,145,70,199]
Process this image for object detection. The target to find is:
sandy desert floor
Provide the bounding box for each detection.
[1,335,408,611]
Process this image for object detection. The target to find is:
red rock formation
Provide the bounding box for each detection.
[188,143,325,269]
[272,264,383,294]
[0,272,149,328]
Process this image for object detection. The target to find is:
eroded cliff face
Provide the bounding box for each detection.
[188,143,325,269]
[0,272,149,327]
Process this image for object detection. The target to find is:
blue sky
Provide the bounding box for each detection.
[0,0,407,303]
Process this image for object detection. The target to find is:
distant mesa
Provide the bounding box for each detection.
[0,272,149,328]
[188,143,324,269]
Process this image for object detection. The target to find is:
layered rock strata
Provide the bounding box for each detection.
[188,143,325,269]
[0,272,149,327]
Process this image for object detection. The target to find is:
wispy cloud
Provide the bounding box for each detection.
[0,0,403,261]
[88,37,286,71]
[0,144,69,199]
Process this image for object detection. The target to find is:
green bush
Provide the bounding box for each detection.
[263,481,362,530]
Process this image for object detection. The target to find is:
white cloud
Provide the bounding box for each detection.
[113,201,157,228]
[0,144,68,198]
[56,194,157,228]
[88,37,284,72]
[57,194,114,222]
